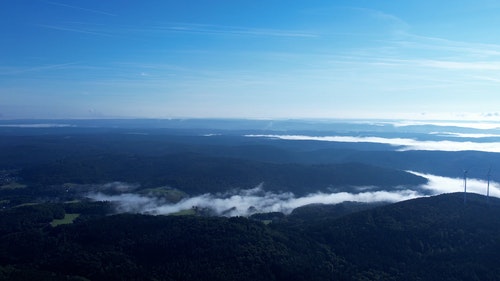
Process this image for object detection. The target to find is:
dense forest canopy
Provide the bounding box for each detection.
[2,193,500,280]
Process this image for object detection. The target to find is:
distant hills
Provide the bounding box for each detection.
[19,153,427,196]
[1,130,427,200]
[2,129,500,184]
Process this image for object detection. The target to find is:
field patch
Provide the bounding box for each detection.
[51,213,80,227]
[0,182,27,190]
[170,208,197,216]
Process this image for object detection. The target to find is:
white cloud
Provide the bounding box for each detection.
[419,60,500,70]
[87,171,499,217]
[411,171,500,198]
[246,134,500,153]
[389,120,500,129]
[430,132,500,138]
[88,187,421,217]
[149,23,317,38]
[46,1,117,16]
[89,192,166,213]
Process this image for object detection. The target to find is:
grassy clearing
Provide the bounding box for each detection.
[14,202,40,208]
[51,213,80,227]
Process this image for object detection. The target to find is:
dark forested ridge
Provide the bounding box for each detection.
[1,193,500,280]
[1,129,499,184]
[289,192,500,280]
[19,153,426,195]
[0,130,428,202]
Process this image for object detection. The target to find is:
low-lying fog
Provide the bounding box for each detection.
[246,135,500,153]
[87,172,500,217]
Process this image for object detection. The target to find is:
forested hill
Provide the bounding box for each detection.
[2,193,500,280]
[0,207,344,281]
[19,153,426,196]
[292,192,500,280]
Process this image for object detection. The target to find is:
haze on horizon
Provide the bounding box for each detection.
[2,0,500,121]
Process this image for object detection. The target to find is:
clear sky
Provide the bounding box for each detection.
[2,0,500,120]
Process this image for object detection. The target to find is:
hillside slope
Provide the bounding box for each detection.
[300,193,500,280]
[19,153,427,196]
[2,193,500,280]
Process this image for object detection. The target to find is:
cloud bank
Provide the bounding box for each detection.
[429,132,500,138]
[246,134,500,153]
[367,120,500,130]
[413,171,500,198]
[87,173,499,217]
[88,187,421,217]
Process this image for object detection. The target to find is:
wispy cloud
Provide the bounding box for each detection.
[418,60,500,70]
[0,63,76,75]
[334,30,500,77]
[396,33,500,58]
[334,55,500,73]
[150,23,318,38]
[472,75,500,83]
[37,24,114,37]
[35,21,316,41]
[46,1,116,16]
[354,7,410,31]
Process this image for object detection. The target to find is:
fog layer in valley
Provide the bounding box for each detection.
[87,172,499,217]
[246,135,500,153]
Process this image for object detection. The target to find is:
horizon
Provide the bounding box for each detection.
[3,117,500,131]
[3,116,500,126]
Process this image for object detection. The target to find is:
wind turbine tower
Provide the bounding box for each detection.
[463,170,468,205]
[487,167,492,204]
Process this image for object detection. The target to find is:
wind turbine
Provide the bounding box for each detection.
[487,166,492,204]
[463,169,468,205]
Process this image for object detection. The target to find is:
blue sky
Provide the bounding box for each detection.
[2,0,500,120]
